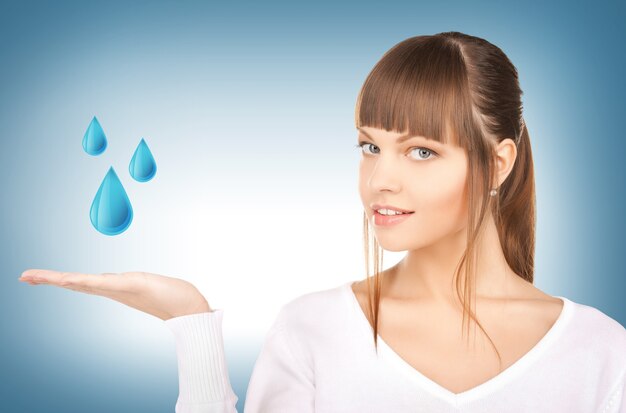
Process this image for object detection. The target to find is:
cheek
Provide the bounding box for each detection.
[358,162,370,211]
[400,166,469,246]
[426,173,468,227]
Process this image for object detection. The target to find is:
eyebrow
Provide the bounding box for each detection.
[357,127,440,146]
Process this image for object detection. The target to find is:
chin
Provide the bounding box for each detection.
[372,234,411,252]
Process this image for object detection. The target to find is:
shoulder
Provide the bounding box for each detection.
[568,298,626,341]
[513,281,625,352]
[273,281,352,329]
[564,297,626,365]
[263,282,354,359]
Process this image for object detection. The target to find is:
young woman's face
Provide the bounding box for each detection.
[357,126,469,252]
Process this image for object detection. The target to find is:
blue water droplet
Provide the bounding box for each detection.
[82,116,108,156]
[90,167,133,236]
[129,138,157,182]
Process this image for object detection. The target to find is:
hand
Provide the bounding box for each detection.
[18,269,213,321]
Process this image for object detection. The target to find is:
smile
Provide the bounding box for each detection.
[373,210,414,226]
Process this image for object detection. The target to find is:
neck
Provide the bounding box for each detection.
[385,213,521,304]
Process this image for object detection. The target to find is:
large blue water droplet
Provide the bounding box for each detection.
[82,116,108,156]
[90,167,133,236]
[129,138,157,182]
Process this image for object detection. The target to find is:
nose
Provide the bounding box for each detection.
[366,154,402,193]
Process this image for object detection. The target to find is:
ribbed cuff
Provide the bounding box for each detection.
[164,310,238,405]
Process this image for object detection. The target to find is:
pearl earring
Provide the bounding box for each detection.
[489,189,498,196]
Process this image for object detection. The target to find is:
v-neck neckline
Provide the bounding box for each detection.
[343,280,574,406]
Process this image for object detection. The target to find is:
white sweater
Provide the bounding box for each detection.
[164,281,626,412]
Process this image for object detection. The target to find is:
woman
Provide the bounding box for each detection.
[18,31,626,412]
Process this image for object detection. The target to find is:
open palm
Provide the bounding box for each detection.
[18,269,212,321]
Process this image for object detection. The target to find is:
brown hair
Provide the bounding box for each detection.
[355,31,534,367]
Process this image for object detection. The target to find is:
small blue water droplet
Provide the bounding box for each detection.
[129,138,157,182]
[82,116,108,156]
[90,167,133,236]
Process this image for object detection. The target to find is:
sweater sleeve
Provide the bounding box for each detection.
[618,374,625,413]
[242,308,316,412]
[604,371,626,413]
[164,309,239,413]
[165,306,316,413]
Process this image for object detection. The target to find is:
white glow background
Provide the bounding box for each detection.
[2,1,624,411]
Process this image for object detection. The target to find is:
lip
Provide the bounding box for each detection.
[370,204,415,213]
[370,204,415,227]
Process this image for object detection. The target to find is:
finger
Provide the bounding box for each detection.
[19,269,56,284]
[20,269,95,292]
[19,269,135,296]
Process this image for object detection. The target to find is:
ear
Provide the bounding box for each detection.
[493,138,517,188]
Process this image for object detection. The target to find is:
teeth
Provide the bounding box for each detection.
[377,208,409,216]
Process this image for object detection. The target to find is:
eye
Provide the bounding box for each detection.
[355,142,380,155]
[409,147,438,161]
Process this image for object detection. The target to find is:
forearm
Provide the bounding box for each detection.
[165,310,239,413]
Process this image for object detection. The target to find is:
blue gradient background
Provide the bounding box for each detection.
[3,0,625,411]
